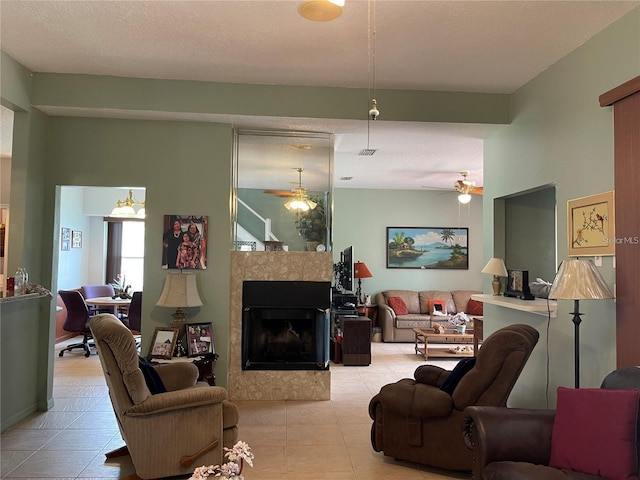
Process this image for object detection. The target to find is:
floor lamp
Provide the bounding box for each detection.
[548,259,614,388]
[354,261,373,305]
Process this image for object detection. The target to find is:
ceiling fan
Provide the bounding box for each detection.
[265,167,317,211]
[453,171,482,204]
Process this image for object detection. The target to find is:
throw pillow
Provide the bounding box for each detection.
[387,296,409,315]
[428,299,447,316]
[138,356,167,394]
[467,298,484,316]
[549,387,639,480]
[440,357,476,395]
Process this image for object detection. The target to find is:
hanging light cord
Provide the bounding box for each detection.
[367,0,377,149]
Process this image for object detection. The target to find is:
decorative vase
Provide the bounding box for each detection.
[456,325,466,334]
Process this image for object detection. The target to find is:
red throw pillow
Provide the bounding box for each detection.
[387,296,408,315]
[549,387,639,480]
[467,299,483,316]
[427,299,447,315]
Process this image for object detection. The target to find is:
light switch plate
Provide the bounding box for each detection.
[594,256,602,267]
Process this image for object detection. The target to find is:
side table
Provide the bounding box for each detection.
[153,354,218,385]
[357,304,378,326]
[342,317,372,366]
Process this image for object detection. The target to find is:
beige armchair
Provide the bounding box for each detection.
[89,314,239,479]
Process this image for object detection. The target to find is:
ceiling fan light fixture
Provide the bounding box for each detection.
[458,193,472,204]
[298,0,344,22]
[284,167,317,211]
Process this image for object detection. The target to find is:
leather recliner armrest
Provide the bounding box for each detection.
[463,406,556,473]
[414,364,450,387]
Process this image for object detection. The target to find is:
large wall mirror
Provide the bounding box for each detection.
[1,105,14,292]
[233,129,333,252]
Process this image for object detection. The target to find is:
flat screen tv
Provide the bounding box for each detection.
[339,246,354,293]
[504,269,534,300]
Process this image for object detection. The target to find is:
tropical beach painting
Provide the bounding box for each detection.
[386,227,469,269]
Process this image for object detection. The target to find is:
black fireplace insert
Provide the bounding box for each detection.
[242,281,331,371]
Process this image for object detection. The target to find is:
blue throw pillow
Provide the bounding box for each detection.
[138,356,167,394]
[440,357,476,395]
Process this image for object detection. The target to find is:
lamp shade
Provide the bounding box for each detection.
[548,259,614,300]
[156,272,203,308]
[458,193,472,204]
[481,257,508,277]
[354,261,373,279]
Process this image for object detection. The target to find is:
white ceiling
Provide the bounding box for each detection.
[1,0,636,191]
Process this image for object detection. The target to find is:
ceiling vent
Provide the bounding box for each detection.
[359,148,377,156]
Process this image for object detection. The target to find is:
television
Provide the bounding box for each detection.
[504,269,534,300]
[338,246,354,293]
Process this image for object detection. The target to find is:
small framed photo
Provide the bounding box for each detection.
[72,230,83,248]
[61,227,71,251]
[148,327,178,360]
[186,322,215,357]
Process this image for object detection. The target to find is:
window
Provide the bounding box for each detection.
[120,221,145,292]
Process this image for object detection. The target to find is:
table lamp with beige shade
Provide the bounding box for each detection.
[156,272,203,354]
[481,257,508,296]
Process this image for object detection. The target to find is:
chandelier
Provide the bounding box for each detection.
[110,189,146,218]
[284,168,317,212]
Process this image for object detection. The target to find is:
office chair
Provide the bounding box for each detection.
[80,284,116,315]
[58,290,94,357]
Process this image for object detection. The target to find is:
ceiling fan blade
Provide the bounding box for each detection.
[264,189,295,197]
[469,186,483,195]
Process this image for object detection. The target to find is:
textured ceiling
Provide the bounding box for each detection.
[1,0,636,191]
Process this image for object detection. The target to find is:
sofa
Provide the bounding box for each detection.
[462,366,640,480]
[375,289,483,342]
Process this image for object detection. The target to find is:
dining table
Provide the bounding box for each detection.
[85,296,132,317]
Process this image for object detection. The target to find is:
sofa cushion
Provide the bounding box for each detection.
[395,315,433,329]
[419,291,455,314]
[549,387,639,480]
[428,299,447,316]
[387,296,409,315]
[466,298,484,316]
[440,357,476,395]
[451,290,481,314]
[383,290,420,314]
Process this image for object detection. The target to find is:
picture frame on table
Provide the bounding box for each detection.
[386,227,469,269]
[186,322,215,357]
[148,327,179,360]
[72,230,82,248]
[567,191,615,256]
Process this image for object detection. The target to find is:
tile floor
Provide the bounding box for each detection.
[1,337,471,480]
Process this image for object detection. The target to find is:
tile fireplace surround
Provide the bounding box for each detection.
[228,251,333,401]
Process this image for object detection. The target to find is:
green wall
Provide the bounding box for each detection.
[483,7,639,407]
[333,188,484,295]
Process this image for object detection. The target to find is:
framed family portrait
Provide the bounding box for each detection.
[186,322,214,357]
[567,191,615,256]
[162,215,208,270]
[387,227,469,269]
[147,327,178,360]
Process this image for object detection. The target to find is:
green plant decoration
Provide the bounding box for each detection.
[295,195,327,243]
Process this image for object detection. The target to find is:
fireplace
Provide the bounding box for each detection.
[242,281,331,371]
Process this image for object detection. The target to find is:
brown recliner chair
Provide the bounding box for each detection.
[369,323,539,471]
[462,366,640,480]
[89,314,239,479]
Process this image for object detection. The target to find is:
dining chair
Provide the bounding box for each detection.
[80,284,116,315]
[126,291,142,334]
[58,290,94,357]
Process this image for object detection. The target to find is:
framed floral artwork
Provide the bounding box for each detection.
[567,191,615,256]
[61,228,71,251]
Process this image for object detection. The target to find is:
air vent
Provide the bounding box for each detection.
[359,148,377,156]
[340,176,353,181]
